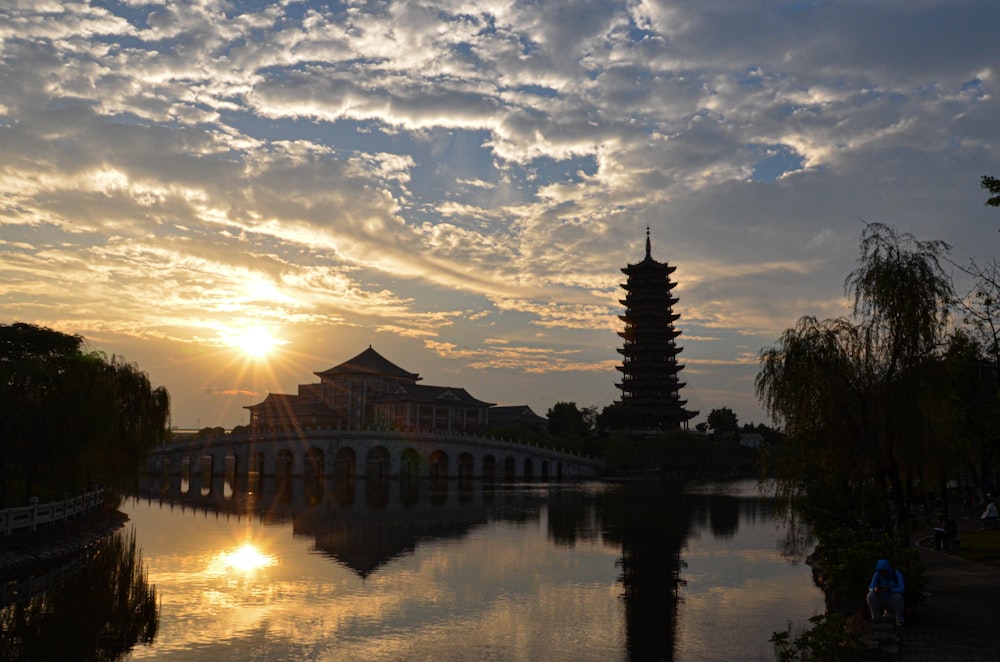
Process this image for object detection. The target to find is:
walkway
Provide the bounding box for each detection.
[0,507,126,576]
[867,518,1000,660]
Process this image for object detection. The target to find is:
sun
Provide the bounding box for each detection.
[227,326,284,360]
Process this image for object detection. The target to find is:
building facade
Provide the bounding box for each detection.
[245,346,500,433]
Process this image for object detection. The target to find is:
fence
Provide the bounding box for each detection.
[0,487,105,536]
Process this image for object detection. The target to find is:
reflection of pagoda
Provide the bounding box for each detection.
[602,481,691,661]
[616,228,698,430]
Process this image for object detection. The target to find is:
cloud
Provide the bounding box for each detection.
[1,0,999,426]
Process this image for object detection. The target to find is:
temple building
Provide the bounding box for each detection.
[245,346,497,433]
[615,229,698,430]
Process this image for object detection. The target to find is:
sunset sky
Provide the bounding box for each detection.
[2,0,999,429]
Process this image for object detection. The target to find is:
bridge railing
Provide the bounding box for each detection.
[164,426,603,466]
[0,487,105,536]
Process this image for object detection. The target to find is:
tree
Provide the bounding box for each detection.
[756,223,953,528]
[938,331,1000,496]
[547,402,589,437]
[706,406,739,439]
[0,323,170,504]
[983,175,1000,208]
[955,257,1000,387]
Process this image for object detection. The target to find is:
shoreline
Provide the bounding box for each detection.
[0,506,128,578]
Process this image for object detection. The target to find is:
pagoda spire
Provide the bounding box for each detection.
[645,226,651,259]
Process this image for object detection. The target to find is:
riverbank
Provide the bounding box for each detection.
[857,518,1000,660]
[0,506,128,577]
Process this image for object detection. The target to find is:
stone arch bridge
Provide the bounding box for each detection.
[148,427,604,493]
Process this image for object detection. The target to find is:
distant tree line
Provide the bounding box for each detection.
[0,323,170,506]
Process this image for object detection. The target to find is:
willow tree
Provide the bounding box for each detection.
[983,174,1000,208]
[757,223,953,528]
[0,323,170,503]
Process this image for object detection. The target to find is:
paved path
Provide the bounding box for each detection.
[886,520,1000,661]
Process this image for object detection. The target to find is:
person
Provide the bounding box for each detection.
[962,489,975,520]
[867,559,905,626]
[933,515,958,550]
[982,496,998,529]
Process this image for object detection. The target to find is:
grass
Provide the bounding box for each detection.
[952,530,1000,568]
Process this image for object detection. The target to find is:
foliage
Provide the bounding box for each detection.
[0,529,158,661]
[0,323,170,504]
[596,403,642,433]
[756,223,953,527]
[770,613,864,662]
[546,401,590,437]
[543,402,603,456]
[604,429,755,475]
[808,526,925,615]
[937,332,1000,495]
[706,406,739,439]
[983,174,1000,208]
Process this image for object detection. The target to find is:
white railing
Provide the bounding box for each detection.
[0,487,105,536]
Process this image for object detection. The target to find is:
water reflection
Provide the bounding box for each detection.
[207,543,277,576]
[0,530,158,661]
[129,474,818,660]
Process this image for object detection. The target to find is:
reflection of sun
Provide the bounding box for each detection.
[208,543,277,576]
[225,326,284,361]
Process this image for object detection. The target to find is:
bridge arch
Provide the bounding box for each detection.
[200,454,214,496]
[335,447,356,482]
[429,450,448,479]
[147,429,603,494]
[400,448,420,478]
[366,445,390,480]
[180,455,192,494]
[224,452,238,498]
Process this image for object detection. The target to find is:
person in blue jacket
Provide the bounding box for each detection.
[867,559,905,625]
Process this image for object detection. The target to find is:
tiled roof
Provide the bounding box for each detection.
[315,346,420,381]
[374,384,495,408]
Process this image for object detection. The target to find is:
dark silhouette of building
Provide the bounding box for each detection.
[615,229,698,430]
[245,346,500,432]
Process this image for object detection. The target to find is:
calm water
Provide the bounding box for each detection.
[101,478,822,661]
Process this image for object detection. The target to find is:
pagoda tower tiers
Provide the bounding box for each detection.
[616,228,698,430]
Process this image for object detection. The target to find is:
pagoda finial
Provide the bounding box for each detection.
[645,226,651,259]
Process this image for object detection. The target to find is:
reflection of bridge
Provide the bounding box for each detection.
[134,475,555,579]
[148,428,604,493]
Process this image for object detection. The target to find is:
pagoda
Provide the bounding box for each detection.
[615,228,698,430]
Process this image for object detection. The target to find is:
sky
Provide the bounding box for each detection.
[2,0,999,430]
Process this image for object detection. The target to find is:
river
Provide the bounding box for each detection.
[116,477,822,661]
